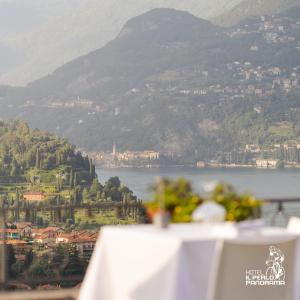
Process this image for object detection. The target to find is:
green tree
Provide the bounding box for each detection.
[7,244,17,278]
[10,159,19,176]
[82,188,91,203]
[90,179,103,198]
[24,249,33,269]
[52,244,66,269]
[62,245,84,276]
[35,148,40,169]
[69,169,74,187]
[28,255,54,279]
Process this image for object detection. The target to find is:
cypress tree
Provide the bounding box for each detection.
[69,170,73,187]
[10,159,19,176]
[89,158,93,175]
[35,148,40,169]
[56,151,61,166]
[73,172,77,188]
[16,189,20,221]
[74,188,77,205]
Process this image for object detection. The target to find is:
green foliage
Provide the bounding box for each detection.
[103,177,135,202]
[52,244,67,268]
[90,179,103,197]
[210,183,262,221]
[27,253,56,279]
[0,120,96,184]
[11,261,24,278]
[105,177,121,189]
[146,178,202,223]
[147,178,262,223]
[7,244,17,278]
[62,245,84,277]
[24,250,34,269]
[0,121,142,229]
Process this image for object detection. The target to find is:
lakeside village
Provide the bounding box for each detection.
[87,143,300,169]
[49,13,300,171]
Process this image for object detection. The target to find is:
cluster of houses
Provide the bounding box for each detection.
[227,13,300,44]
[1,222,97,262]
[230,63,299,94]
[23,191,44,202]
[204,143,300,169]
[176,13,300,100]
[179,62,299,100]
[114,150,160,162]
[91,146,160,167]
[46,98,94,109]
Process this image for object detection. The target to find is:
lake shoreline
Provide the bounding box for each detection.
[96,164,300,170]
[96,167,300,200]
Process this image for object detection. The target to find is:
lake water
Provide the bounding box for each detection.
[96,167,300,200]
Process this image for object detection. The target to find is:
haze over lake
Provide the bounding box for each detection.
[97,167,300,200]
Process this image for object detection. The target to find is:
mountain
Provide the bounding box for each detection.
[1,8,300,163]
[12,9,222,101]
[214,0,300,26]
[0,0,243,86]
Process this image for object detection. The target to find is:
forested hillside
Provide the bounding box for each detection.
[0,120,95,182]
[0,120,143,230]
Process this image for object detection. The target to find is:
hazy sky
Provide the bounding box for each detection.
[0,0,82,37]
[0,0,241,37]
[0,0,243,85]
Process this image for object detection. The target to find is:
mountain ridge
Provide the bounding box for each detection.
[14,9,223,102]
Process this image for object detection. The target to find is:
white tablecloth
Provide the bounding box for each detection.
[78,224,300,300]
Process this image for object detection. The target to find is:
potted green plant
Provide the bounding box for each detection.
[146,178,203,224]
[210,183,262,222]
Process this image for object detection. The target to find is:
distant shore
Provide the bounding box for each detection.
[95,163,300,170]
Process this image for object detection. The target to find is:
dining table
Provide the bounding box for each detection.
[78,223,300,300]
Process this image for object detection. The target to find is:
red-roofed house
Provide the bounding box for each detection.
[56,231,97,260]
[32,227,64,238]
[0,229,21,240]
[23,192,44,202]
[15,222,33,238]
[33,227,64,247]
